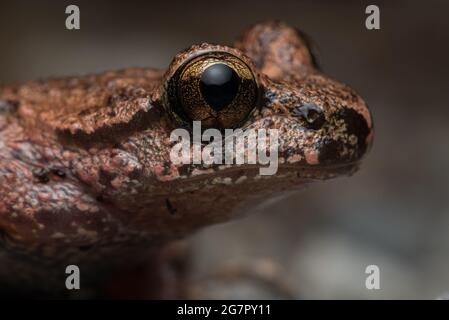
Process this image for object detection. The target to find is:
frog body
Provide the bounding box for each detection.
[0,21,373,296]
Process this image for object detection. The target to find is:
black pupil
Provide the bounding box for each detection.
[200,63,240,112]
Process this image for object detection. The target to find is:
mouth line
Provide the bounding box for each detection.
[177,161,360,182]
[284,161,360,171]
[286,162,360,178]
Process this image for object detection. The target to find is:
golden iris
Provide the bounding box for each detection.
[169,52,259,129]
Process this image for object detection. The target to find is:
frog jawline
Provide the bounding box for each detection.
[176,161,360,183]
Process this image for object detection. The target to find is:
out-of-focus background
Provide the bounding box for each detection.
[1,0,449,299]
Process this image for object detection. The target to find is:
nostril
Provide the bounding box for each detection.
[292,103,325,130]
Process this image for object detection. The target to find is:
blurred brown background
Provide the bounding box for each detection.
[1,0,449,299]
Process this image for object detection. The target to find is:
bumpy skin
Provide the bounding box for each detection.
[0,22,373,295]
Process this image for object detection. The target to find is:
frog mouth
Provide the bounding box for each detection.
[178,161,360,183]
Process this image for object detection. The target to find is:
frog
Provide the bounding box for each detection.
[0,21,373,298]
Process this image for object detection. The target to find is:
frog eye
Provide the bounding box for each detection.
[169,52,259,129]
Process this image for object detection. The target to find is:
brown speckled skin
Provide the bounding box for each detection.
[0,22,373,296]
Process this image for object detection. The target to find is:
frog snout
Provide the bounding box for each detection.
[317,106,372,166]
[289,100,372,165]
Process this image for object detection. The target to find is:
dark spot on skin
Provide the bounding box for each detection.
[32,168,50,183]
[177,164,190,177]
[128,169,141,180]
[0,100,19,114]
[265,90,277,102]
[106,96,122,116]
[106,95,114,106]
[79,245,93,251]
[292,103,325,130]
[165,198,177,216]
[98,169,116,187]
[51,168,66,178]
[335,107,370,151]
[59,105,162,147]
[107,93,129,106]
[96,195,105,203]
[162,162,172,176]
[77,108,92,116]
[284,147,296,157]
[263,118,274,126]
[318,139,342,165]
[316,108,370,165]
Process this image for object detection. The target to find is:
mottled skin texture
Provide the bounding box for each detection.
[0,22,373,297]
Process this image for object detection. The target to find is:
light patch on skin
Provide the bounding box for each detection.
[211,177,233,185]
[305,149,319,165]
[329,119,347,140]
[348,135,358,145]
[76,227,98,239]
[151,163,180,181]
[191,168,215,177]
[38,192,51,201]
[51,232,65,239]
[76,202,90,211]
[235,176,247,184]
[72,198,100,213]
[287,154,302,163]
